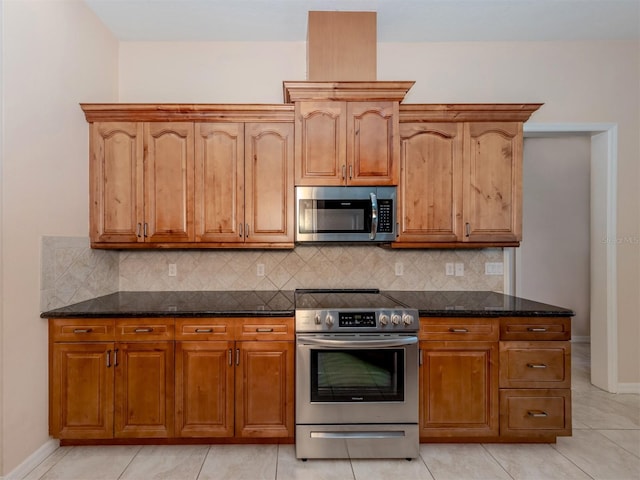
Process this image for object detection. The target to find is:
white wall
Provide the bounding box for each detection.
[119,39,639,385]
[1,0,118,474]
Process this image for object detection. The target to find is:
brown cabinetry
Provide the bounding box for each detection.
[294,101,399,186]
[499,318,572,439]
[418,318,499,439]
[83,104,295,249]
[174,317,294,439]
[49,318,174,440]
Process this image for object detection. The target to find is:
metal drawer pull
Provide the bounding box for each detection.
[449,328,469,333]
[134,328,154,333]
[236,348,240,366]
[256,328,274,333]
[527,411,548,418]
[73,328,93,334]
[527,327,548,332]
[106,350,111,368]
[527,363,548,369]
[228,349,232,366]
[195,328,213,333]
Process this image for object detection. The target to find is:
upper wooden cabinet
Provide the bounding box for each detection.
[396,104,541,247]
[294,101,398,185]
[83,105,295,249]
[284,81,414,186]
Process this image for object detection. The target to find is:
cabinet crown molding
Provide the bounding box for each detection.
[283,81,415,103]
[399,104,543,123]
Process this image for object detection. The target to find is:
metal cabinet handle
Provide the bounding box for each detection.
[134,328,153,333]
[195,328,213,333]
[342,165,346,180]
[228,348,233,366]
[527,327,548,332]
[245,223,249,238]
[136,223,142,238]
[113,349,119,367]
[106,350,111,368]
[239,223,243,238]
[419,349,423,367]
[143,223,148,237]
[465,222,471,237]
[236,348,240,366]
[449,328,469,333]
[349,165,353,179]
[527,363,548,369]
[527,411,548,418]
[73,328,93,334]
[256,328,274,333]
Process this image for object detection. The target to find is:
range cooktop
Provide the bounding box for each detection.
[294,289,408,310]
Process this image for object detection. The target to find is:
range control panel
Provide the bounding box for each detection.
[295,308,419,333]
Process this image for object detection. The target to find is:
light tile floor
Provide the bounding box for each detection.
[18,343,640,480]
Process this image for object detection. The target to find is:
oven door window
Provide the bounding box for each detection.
[298,200,372,234]
[310,349,404,402]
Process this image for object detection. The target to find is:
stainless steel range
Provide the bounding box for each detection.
[295,289,419,460]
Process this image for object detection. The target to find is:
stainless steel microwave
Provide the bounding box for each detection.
[295,186,397,243]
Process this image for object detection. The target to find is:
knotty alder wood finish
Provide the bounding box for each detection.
[396,104,542,248]
[84,105,295,249]
[418,316,571,442]
[49,317,294,443]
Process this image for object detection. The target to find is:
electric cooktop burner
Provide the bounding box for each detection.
[294,288,408,310]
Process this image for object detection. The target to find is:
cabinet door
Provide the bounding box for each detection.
[90,122,144,244]
[397,123,463,242]
[295,101,346,185]
[114,341,174,438]
[463,122,522,242]
[195,123,245,243]
[347,102,399,185]
[144,122,195,243]
[175,341,234,437]
[235,341,294,437]
[244,123,294,243]
[419,341,499,438]
[50,343,114,439]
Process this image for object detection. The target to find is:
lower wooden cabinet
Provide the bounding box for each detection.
[499,389,572,438]
[50,317,294,441]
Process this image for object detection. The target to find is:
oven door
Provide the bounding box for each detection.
[296,334,419,425]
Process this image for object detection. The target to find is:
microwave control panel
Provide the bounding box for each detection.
[377,200,393,233]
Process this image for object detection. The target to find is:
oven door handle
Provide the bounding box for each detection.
[297,336,418,348]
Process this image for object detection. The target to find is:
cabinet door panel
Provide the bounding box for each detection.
[115,342,174,438]
[420,341,498,438]
[398,123,463,242]
[175,341,234,437]
[144,122,195,243]
[90,122,144,243]
[295,102,346,185]
[51,343,114,439]
[347,102,398,185]
[464,122,522,242]
[235,341,294,437]
[245,123,294,243]
[195,123,244,242]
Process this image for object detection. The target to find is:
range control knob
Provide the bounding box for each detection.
[325,314,334,327]
[379,314,389,326]
[391,314,401,326]
[402,314,415,326]
[314,313,321,325]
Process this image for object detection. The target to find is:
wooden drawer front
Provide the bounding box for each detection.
[115,318,174,341]
[420,318,499,341]
[175,318,233,341]
[235,317,294,341]
[50,319,115,342]
[500,317,571,341]
[500,342,570,388]
[500,389,571,437]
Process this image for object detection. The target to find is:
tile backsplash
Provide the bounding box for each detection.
[42,236,504,310]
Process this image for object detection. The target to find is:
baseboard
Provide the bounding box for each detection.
[3,438,59,480]
[617,383,640,394]
[571,336,590,343]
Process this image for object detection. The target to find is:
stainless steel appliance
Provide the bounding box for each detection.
[295,289,419,460]
[295,186,396,242]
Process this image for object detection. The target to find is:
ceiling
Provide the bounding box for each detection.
[84,0,640,43]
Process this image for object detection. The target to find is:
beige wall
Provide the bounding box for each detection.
[1,0,118,474]
[1,3,638,474]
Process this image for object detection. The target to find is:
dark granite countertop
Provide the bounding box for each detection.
[41,290,573,319]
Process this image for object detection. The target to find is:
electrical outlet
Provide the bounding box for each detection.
[485,262,504,275]
[395,262,403,276]
[455,263,464,276]
[257,264,265,277]
[168,263,177,277]
[445,263,454,276]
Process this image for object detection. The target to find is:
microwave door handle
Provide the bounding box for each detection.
[370,192,378,240]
